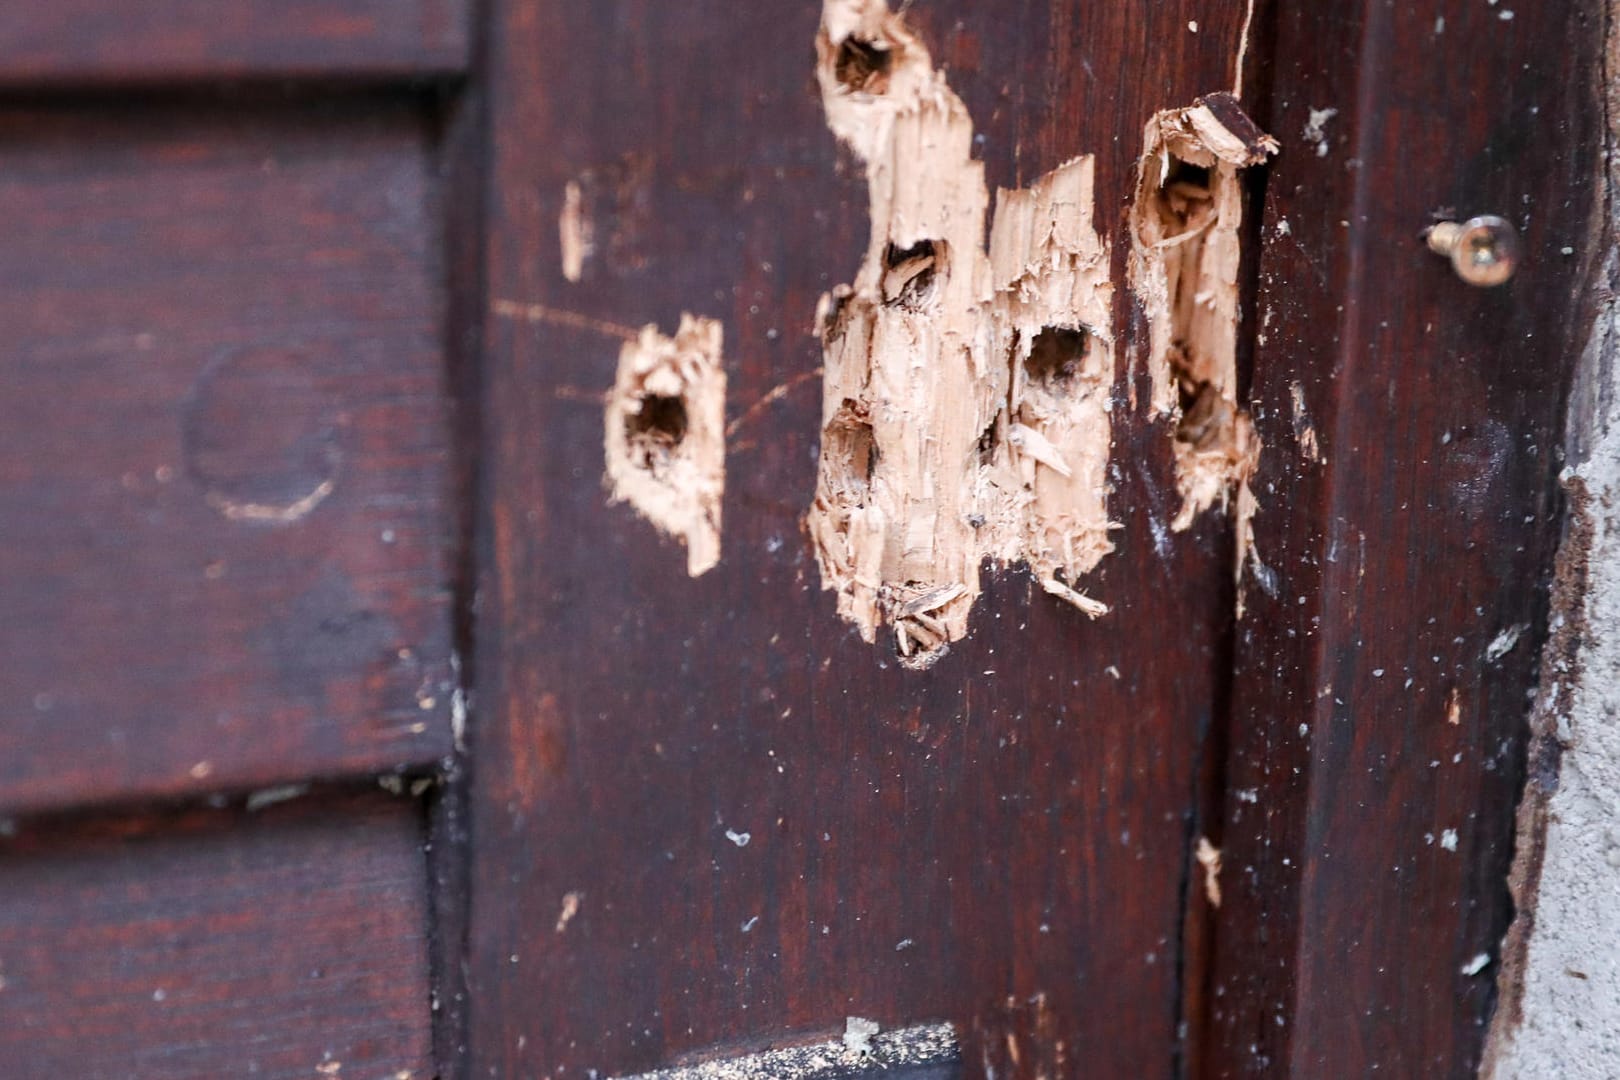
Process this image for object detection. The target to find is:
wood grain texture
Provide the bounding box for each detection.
[0,792,434,1080]
[0,100,456,814]
[1201,0,1604,1076]
[467,2,1257,1076]
[0,0,469,86]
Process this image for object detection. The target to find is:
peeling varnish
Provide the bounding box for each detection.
[559,179,591,283]
[605,315,726,576]
[555,890,582,933]
[1196,835,1223,908]
[1129,93,1276,604]
[808,0,1114,667]
[1232,0,1258,99]
[1289,380,1322,463]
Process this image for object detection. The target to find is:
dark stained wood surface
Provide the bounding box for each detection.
[1202,0,1604,1076]
[0,791,435,1080]
[467,2,1260,1076]
[0,1,469,87]
[0,100,456,814]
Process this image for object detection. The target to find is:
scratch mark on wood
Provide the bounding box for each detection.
[725,367,825,438]
[491,298,641,341]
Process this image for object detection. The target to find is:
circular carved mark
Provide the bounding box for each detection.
[182,348,344,524]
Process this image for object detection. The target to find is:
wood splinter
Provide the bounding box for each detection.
[807,0,1116,669]
[1130,92,1278,604]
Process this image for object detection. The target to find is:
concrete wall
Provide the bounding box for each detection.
[1484,179,1620,1074]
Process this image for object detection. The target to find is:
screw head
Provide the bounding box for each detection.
[1435,215,1521,287]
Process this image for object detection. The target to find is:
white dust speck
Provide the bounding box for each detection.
[245,784,309,812]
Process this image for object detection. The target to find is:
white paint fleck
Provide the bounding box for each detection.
[1440,828,1459,852]
[740,916,760,933]
[1487,624,1528,662]
[724,828,752,848]
[1303,107,1338,158]
[1462,952,1492,976]
[245,784,309,812]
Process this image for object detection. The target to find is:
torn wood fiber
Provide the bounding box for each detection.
[1129,92,1277,597]
[808,0,1116,669]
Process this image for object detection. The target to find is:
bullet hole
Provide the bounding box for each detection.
[1157,157,1215,239]
[626,394,688,466]
[977,413,1002,465]
[1177,380,1234,451]
[1024,326,1091,386]
[881,239,944,310]
[825,401,878,485]
[836,36,894,93]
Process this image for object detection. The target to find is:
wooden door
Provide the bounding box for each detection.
[0,1,1601,1078]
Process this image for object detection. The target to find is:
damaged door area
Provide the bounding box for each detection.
[807,0,1115,669]
[605,315,726,576]
[1129,95,1276,562]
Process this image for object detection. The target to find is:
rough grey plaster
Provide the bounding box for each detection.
[1489,288,1620,1078]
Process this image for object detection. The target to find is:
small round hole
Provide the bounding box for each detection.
[1024,327,1091,385]
[836,37,894,93]
[881,239,944,310]
[628,394,688,446]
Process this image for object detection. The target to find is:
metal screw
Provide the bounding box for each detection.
[1425,215,1521,287]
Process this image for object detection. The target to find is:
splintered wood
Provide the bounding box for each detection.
[605,315,725,576]
[808,0,1115,667]
[1130,94,1277,571]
